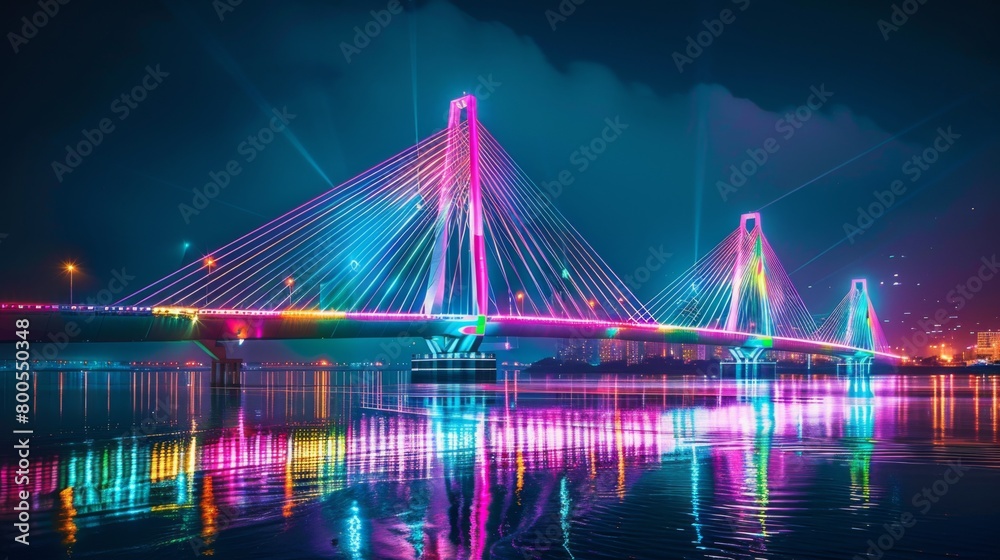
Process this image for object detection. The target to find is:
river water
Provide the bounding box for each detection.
[2,369,998,559]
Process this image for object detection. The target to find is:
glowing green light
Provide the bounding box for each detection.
[561,268,570,279]
[751,336,773,348]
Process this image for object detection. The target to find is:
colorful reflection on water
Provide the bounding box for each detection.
[2,370,999,558]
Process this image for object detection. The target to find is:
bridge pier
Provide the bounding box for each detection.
[728,347,766,363]
[722,347,775,378]
[423,334,483,354]
[846,369,874,397]
[839,355,875,397]
[411,351,497,383]
[837,354,874,377]
[195,340,243,388]
[413,335,494,382]
[210,359,243,388]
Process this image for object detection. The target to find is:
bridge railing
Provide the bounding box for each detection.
[0,303,154,314]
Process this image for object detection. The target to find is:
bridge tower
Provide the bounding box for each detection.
[422,94,488,317]
[846,279,881,352]
[724,212,770,334]
[817,278,889,363]
[417,95,492,376]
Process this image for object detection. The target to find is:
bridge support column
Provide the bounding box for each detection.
[195,340,243,388]
[728,347,765,363]
[422,94,488,317]
[725,213,762,332]
[722,347,774,378]
[413,334,494,383]
[838,354,874,377]
[424,334,483,354]
[840,355,875,397]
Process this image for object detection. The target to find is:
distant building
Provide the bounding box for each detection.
[557,338,598,364]
[625,341,644,365]
[598,340,625,363]
[771,351,807,363]
[681,344,704,362]
[681,345,694,362]
[976,332,1000,360]
[644,342,669,360]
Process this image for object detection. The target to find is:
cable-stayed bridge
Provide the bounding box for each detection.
[1,95,895,374]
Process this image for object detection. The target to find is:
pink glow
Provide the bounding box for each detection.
[0,303,900,358]
[486,314,900,359]
[420,101,463,315]
[462,95,489,316]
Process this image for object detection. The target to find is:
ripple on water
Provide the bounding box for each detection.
[10,371,1000,559]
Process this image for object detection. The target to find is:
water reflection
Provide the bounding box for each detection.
[2,369,999,558]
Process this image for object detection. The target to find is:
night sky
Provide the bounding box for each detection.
[2,0,998,359]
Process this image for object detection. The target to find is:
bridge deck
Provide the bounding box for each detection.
[0,304,897,360]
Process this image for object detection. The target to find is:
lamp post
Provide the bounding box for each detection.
[204,257,216,307]
[285,277,294,308]
[516,291,524,315]
[65,263,76,304]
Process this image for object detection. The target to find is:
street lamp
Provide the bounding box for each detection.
[203,257,216,307]
[285,277,294,307]
[516,291,524,315]
[64,263,76,304]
